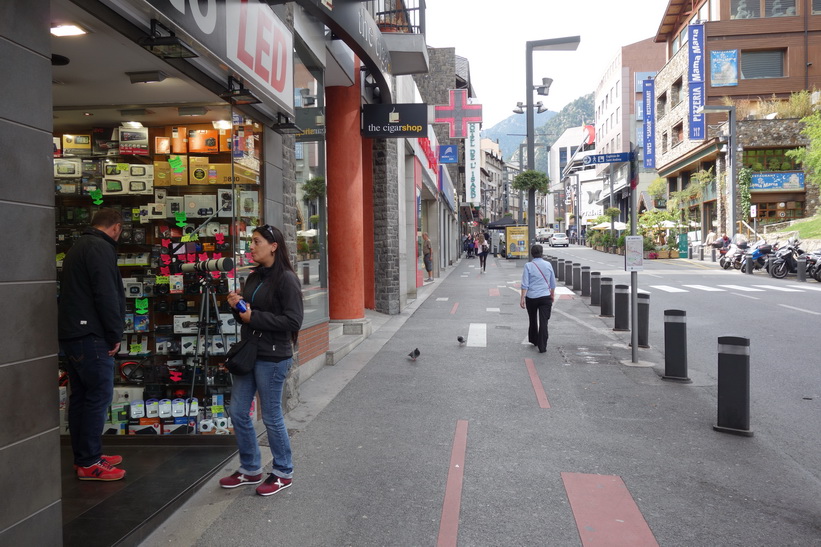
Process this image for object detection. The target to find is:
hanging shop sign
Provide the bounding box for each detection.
[361,103,427,138]
[750,172,805,191]
[711,50,739,87]
[466,122,481,206]
[642,79,655,169]
[142,0,293,111]
[688,24,705,140]
[439,144,458,164]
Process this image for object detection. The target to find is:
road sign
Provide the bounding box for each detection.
[582,152,632,165]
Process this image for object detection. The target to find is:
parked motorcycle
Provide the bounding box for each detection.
[802,250,821,282]
[720,242,747,270]
[770,238,804,279]
[740,240,774,273]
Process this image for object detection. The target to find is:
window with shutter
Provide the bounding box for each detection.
[765,0,796,16]
[741,50,784,79]
[814,0,821,13]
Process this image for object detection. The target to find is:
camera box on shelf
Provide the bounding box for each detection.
[184,194,218,218]
[187,129,219,154]
[170,126,187,154]
[188,156,210,184]
[154,155,188,186]
[174,314,199,334]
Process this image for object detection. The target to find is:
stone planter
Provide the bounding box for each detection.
[656,250,670,259]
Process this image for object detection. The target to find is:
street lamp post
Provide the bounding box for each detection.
[699,105,737,237]
[525,36,580,255]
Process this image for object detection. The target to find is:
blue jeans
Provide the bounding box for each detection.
[231,358,293,479]
[60,335,115,467]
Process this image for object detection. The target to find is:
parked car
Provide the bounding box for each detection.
[549,233,569,247]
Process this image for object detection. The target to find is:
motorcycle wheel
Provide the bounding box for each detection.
[720,258,730,270]
[813,268,821,283]
[771,262,789,279]
[732,260,742,270]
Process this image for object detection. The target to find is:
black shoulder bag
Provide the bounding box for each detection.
[225,330,262,375]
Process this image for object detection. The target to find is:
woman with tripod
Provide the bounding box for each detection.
[220,224,304,497]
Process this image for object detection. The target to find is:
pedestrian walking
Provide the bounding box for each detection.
[220,224,304,496]
[422,232,434,282]
[477,234,490,273]
[520,244,556,353]
[58,208,127,481]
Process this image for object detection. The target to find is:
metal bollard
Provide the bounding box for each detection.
[581,267,591,297]
[613,284,629,331]
[590,272,601,306]
[714,337,753,437]
[745,255,754,275]
[572,263,581,292]
[711,248,716,262]
[556,259,565,281]
[637,293,650,348]
[767,255,775,277]
[699,246,705,261]
[564,261,573,286]
[599,277,614,317]
[302,263,311,285]
[662,310,691,383]
[550,256,558,273]
[797,257,807,282]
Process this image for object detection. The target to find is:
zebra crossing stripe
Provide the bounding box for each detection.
[718,285,764,292]
[649,285,688,293]
[682,284,725,292]
[466,323,486,347]
[751,285,803,292]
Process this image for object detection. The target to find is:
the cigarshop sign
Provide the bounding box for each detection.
[144,0,293,111]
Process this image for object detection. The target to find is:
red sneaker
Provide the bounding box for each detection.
[256,474,292,496]
[77,459,126,481]
[74,454,122,470]
[219,471,263,489]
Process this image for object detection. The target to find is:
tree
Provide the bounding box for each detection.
[511,170,549,194]
[786,111,819,189]
[302,176,326,201]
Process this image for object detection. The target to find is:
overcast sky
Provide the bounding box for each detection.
[424,0,670,127]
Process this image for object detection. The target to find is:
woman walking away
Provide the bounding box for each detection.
[520,244,556,353]
[477,234,490,273]
[220,224,304,496]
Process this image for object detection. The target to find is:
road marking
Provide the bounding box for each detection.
[683,284,725,292]
[779,304,821,315]
[562,472,659,547]
[488,288,500,296]
[437,420,468,547]
[521,335,531,345]
[555,286,575,295]
[466,323,486,347]
[450,303,459,315]
[752,285,803,292]
[718,285,764,292]
[648,285,688,293]
[791,284,821,291]
[437,297,450,301]
[732,293,760,300]
[486,307,500,312]
[524,358,550,409]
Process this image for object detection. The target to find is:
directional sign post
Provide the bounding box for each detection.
[582,152,632,166]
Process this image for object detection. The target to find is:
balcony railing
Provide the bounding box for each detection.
[364,0,426,34]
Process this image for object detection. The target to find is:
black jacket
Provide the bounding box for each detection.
[58,227,126,348]
[237,266,303,360]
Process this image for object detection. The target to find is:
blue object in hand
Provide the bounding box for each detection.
[236,299,248,313]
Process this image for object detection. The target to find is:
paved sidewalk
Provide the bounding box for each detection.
[140,254,821,546]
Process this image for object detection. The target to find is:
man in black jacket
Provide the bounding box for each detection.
[59,208,127,481]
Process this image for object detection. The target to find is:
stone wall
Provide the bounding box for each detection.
[373,138,401,314]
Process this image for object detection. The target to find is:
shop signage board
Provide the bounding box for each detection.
[582,152,631,165]
[505,226,529,258]
[642,79,656,169]
[142,0,294,112]
[625,236,644,272]
[750,172,805,191]
[434,89,483,139]
[711,50,739,87]
[466,123,481,205]
[361,104,427,138]
[688,24,705,140]
[439,144,458,164]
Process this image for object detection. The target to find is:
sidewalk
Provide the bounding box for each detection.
[139,254,821,546]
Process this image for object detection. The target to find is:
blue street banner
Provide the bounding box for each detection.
[643,80,655,169]
[688,24,705,141]
[711,50,739,87]
[439,144,458,164]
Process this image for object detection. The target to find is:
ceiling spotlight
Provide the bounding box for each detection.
[51,24,87,37]
[121,121,144,129]
[178,106,208,116]
[140,19,197,59]
[51,54,70,66]
[272,112,302,135]
[127,70,167,84]
[220,76,261,105]
[212,120,233,130]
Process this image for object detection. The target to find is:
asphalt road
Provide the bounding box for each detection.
[141,249,821,546]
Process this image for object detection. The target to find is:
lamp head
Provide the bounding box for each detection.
[535,77,553,96]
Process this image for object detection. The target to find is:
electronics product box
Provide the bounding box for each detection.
[184,193,218,218]
[162,416,196,434]
[234,164,259,185]
[92,127,120,156]
[154,155,188,186]
[187,129,219,154]
[102,177,127,195]
[62,134,92,156]
[128,417,161,435]
[110,402,129,423]
[120,127,149,155]
[207,163,233,184]
[188,156,210,184]
[170,126,187,154]
[54,158,82,178]
[155,136,171,155]
[174,314,199,334]
[102,422,127,435]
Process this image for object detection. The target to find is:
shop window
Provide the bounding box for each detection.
[671,78,683,106]
[743,148,800,171]
[741,50,785,79]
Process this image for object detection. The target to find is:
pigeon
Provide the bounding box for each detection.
[457,336,466,345]
[408,348,420,361]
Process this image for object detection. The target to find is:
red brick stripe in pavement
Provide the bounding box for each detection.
[525,358,550,409]
[450,302,459,314]
[488,288,500,296]
[437,420,468,547]
[562,472,659,547]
